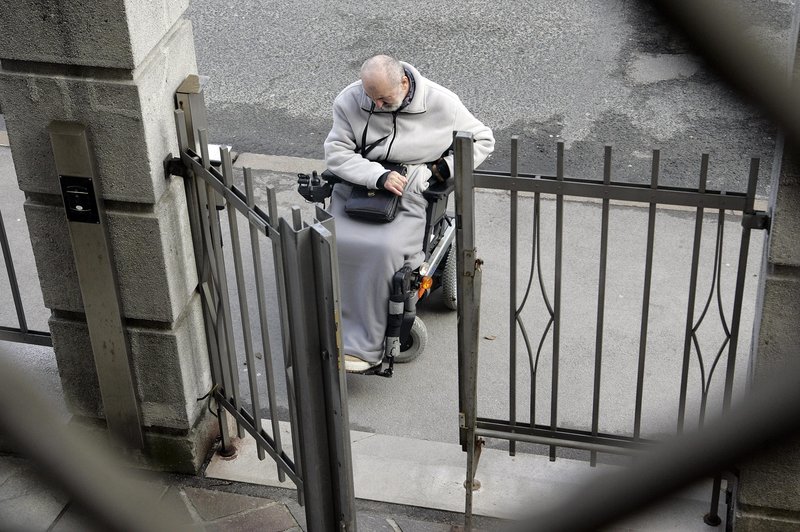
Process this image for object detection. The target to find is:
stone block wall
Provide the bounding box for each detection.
[734,1,800,526]
[0,2,215,472]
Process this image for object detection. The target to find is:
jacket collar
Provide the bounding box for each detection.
[358,62,426,114]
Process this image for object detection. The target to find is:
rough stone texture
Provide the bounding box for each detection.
[738,451,800,512]
[748,276,800,379]
[735,508,800,532]
[738,429,800,513]
[23,175,197,322]
[213,503,297,532]
[139,411,219,474]
[0,0,189,69]
[767,148,800,267]
[0,19,196,204]
[67,407,220,474]
[183,486,274,521]
[49,295,210,430]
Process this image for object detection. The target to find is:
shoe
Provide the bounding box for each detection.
[344,354,379,374]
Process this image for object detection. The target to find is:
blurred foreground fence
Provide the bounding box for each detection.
[0,0,798,531]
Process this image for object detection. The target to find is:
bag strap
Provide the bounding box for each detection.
[359,102,398,161]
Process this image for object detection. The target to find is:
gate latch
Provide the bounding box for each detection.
[164,153,189,179]
[742,210,770,231]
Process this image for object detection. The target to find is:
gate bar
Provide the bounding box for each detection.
[199,130,245,439]
[550,142,565,461]
[0,210,29,333]
[677,154,709,432]
[473,173,749,211]
[220,148,266,459]
[634,150,660,439]
[475,428,643,457]
[244,168,286,481]
[722,157,760,410]
[0,208,52,347]
[590,146,612,466]
[509,136,519,457]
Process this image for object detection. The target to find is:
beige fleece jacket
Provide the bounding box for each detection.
[324,62,495,189]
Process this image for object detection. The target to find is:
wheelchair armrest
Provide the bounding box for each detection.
[423,177,454,202]
[321,169,343,185]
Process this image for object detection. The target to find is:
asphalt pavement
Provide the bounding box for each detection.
[184,0,793,196]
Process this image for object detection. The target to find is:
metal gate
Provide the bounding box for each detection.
[454,132,768,529]
[171,77,355,531]
[0,210,51,347]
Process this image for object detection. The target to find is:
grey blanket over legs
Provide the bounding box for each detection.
[329,167,429,365]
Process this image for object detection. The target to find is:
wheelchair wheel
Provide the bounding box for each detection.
[395,316,427,363]
[442,244,458,310]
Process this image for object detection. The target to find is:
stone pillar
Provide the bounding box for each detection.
[0,3,215,472]
[735,4,800,529]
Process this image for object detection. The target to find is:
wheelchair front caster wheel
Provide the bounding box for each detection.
[394,316,428,363]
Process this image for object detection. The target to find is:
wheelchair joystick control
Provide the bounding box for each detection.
[297,171,333,203]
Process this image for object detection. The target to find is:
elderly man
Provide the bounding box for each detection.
[324,54,494,373]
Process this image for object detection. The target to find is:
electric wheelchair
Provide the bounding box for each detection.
[297,168,456,377]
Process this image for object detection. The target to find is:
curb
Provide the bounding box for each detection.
[233,152,326,174]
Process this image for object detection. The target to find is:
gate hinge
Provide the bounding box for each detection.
[742,210,770,231]
[461,249,483,277]
[164,153,189,179]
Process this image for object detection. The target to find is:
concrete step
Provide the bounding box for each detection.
[206,420,721,531]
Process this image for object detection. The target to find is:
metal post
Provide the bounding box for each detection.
[48,121,144,450]
[175,74,210,156]
[455,131,483,531]
[267,187,305,504]
[279,216,338,531]
[173,109,232,454]
[311,209,356,531]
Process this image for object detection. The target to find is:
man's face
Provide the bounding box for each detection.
[363,74,409,111]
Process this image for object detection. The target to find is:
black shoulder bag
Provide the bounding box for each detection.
[344,162,406,222]
[343,105,404,223]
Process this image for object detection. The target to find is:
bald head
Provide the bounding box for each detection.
[360,55,409,111]
[360,55,404,86]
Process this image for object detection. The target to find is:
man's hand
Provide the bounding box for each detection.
[383,170,408,196]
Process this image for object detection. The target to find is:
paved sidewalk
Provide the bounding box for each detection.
[0,453,299,531]
[0,451,489,531]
